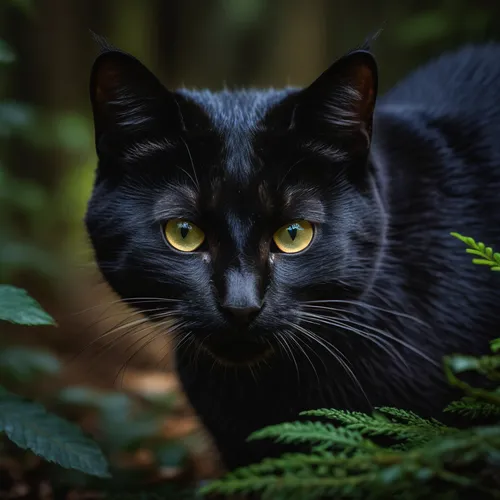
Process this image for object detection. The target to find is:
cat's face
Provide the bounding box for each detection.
[85,47,386,365]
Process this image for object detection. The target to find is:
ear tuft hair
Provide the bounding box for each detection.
[356,27,384,53]
[89,31,118,55]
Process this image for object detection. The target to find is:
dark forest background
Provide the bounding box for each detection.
[1,0,500,494]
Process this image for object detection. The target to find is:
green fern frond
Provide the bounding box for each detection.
[300,408,384,428]
[301,408,452,448]
[203,426,500,499]
[248,420,377,451]
[450,232,500,270]
[202,473,376,500]
[374,408,441,426]
[444,398,500,418]
[201,451,388,500]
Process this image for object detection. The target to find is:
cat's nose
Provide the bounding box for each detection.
[220,267,263,326]
[222,304,261,325]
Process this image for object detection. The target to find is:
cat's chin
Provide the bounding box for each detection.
[199,335,275,367]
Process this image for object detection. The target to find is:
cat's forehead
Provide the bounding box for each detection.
[179,88,293,182]
[179,88,291,128]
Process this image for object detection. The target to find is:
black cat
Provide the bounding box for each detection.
[85,41,500,470]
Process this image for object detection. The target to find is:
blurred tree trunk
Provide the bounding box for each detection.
[257,0,328,87]
[5,1,95,294]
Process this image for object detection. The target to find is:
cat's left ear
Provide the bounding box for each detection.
[90,49,182,150]
[297,50,378,149]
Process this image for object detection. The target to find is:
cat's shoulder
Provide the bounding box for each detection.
[379,43,500,111]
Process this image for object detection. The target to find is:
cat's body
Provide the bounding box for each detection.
[86,43,500,470]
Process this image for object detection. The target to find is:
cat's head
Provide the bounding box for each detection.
[85,45,386,366]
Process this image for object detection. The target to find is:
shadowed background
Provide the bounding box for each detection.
[1,0,500,493]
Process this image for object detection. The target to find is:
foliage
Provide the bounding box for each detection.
[0,386,110,477]
[201,235,500,499]
[0,40,16,64]
[451,232,500,271]
[0,285,108,477]
[0,284,198,497]
[0,284,56,325]
[0,345,61,382]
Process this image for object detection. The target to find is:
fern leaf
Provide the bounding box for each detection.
[444,398,500,418]
[450,232,469,244]
[465,249,487,257]
[248,421,377,450]
[451,233,500,271]
[472,258,495,266]
[0,386,109,477]
[301,408,451,447]
[201,471,377,500]
[375,408,445,428]
[205,423,500,499]
[0,285,55,325]
[301,408,383,428]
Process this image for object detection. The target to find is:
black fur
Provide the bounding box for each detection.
[85,43,500,469]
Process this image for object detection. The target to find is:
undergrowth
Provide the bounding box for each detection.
[0,283,199,498]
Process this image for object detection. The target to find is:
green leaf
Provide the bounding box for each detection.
[0,40,16,64]
[0,285,55,325]
[491,338,500,353]
[58,387,132,418]
[155,442,187,467]
[100,414,163,452]
[142,391,177,413]
[450,232,468,243]
[0,242,59,281]
[0,101,35,137]
[446,355,479,373]
[0,386,110,477]
[472,259,495,266]
[0,347,61,382]
[451,233,500,272]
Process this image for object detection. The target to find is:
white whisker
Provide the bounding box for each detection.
[284,320,370,407]
[304,299,428,327]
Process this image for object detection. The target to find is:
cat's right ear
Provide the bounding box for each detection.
[90,50,182,152]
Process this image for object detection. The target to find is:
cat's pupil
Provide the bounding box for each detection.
[288,226,298,241]
[180,223,190,239]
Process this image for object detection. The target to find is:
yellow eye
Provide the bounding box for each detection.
[273,220,314,254]
[164,219,205,252]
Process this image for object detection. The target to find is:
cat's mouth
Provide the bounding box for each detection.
[200,335,274,366]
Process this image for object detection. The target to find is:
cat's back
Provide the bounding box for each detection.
[378,43,500,116]
[373,43,500,217]
[370,44,500,353]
